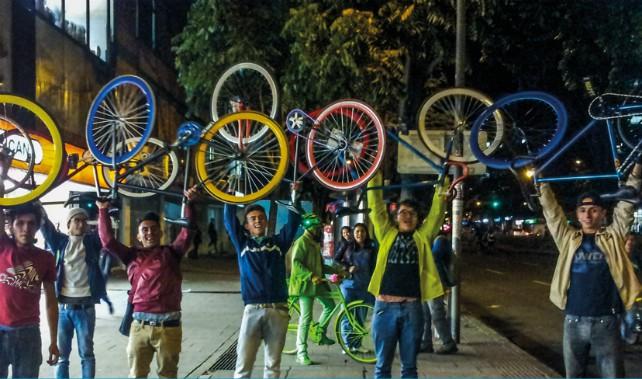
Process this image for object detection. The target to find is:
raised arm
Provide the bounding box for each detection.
[538,183,574,248]
[96,201,134,264]
[611,164,642,236]
[224,203,246,255]
[40,208,66,252]
[277,206,302,253]
[418,179,448,241]
[367,171,392,241]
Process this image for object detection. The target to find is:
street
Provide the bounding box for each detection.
[460,245,642,377]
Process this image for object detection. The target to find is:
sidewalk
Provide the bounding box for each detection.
[39,256,560,378]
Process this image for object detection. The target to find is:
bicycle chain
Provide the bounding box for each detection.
[588,93,642,120]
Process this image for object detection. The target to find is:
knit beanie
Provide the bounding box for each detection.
[66,208,89,226]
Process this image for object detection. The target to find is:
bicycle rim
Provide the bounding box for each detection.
[334,303,376,364]
[0,95,64,207]
[417,88,502,163]
[195,111,288,204]
[616,102,642,149]
[306,100,385,191]
[470,91,567,170]
[101,137,179,198]
[86,75,156,165]
[283,299,300,355]
[211,62,279,144]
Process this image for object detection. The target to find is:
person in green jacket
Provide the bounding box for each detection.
[367,171,448,379]
[289,213,336,365]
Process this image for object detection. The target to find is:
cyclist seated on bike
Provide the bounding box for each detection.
[289,213,343,365]
[537,162,642,378]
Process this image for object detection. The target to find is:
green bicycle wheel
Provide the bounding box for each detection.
[283,297,300,355]
[334,303,376,364]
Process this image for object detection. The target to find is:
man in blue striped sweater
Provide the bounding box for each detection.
[224,202,301,378]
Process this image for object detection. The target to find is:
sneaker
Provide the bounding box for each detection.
[296,355,313,365]
[350,346,372,354]
[318,335,335,346]
[435,344,458,355]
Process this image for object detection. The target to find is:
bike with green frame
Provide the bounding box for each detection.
[283,279,375,364]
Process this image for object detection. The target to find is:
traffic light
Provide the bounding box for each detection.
[491,200,500,209]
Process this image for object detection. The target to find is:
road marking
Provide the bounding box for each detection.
[485,269,505,275]
[533,280,550,287]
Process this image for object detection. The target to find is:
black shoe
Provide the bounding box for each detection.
[435,344,458,355]
[419,344,434,353]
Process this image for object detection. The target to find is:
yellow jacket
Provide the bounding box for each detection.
[539,176,642,311]
[367,172,447,301]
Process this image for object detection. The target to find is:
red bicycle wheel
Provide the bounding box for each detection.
[306,100,386,191]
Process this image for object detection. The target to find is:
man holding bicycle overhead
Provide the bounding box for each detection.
[223,196,301,378]
[538,163,642,378]
[96,186,198,379]
[367,171,448,379]
[39,205,112,379]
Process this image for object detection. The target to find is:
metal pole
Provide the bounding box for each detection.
[450,0,466,344]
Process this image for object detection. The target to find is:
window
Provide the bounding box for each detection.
[37,0,63,27]
[89,0,108,60]
[64,0,87,44]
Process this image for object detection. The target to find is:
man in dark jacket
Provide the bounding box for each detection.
[224,202,301,378]
[40,206,112,378]
[96,187,197,378]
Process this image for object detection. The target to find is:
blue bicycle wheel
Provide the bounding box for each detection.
[470,91,567,170]
[86,75,156,165]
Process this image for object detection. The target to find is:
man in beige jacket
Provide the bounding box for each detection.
[539,163,642,378]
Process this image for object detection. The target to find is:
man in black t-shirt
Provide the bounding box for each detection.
[539,163,642,378]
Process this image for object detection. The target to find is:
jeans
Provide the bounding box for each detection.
[128,320,182,378]
[0,326,42,378]
[563,314,624,378]
[339,285,372,348]
[57,305,96,379]
[372,300,423,379]
[235,304,290,378]
[421,296,455,349]
[296,295,335,356]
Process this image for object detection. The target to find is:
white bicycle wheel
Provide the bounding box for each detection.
[211,62,279,144]
[101,137,179,198]
[417,88,503,163]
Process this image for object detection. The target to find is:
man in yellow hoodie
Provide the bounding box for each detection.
[367,171,448,379]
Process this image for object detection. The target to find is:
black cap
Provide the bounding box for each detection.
[576,191,606,209]
[137,211,160,225]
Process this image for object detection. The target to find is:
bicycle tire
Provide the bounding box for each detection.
[417,88,502,163]
[306,100,385,191]
[101,137,179,198]
[86,75,156,165]
[0,94,64,207]
[616,103,642,149]
[283,298,300,355]
[334,303,376,364]
[195,111,288,204]
[470,91,568,170]
[211,62,279,144]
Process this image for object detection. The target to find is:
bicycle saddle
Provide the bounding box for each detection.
[600,185,640,204]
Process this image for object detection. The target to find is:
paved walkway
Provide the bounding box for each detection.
[37,256,559,378]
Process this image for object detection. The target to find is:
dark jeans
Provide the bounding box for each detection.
[0,326,42,378]
[372,300,423,379]
[563,314,624,378]
[57,305,96,379]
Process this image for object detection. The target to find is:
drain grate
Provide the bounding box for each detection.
[208,339,238,371]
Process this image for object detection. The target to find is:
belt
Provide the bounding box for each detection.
[60,303,94,310]
[137,319,181,327]
[251,303,288,310]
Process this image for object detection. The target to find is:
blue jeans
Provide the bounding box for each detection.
[339,285,373,348]
[57,305,96,379]
[0,326,42,378]
[372,300,423,379]
[563,314,623,378]
[421,296,455,349]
